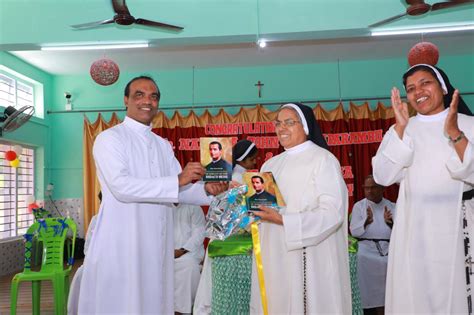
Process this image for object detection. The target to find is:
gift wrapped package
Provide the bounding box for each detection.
[205,185,254,240]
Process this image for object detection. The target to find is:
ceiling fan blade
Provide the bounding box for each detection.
[71,18,115,29]
[432,0,474,11]
[369,12,407,28]
[112,0,131,16]
[135,18,184,31]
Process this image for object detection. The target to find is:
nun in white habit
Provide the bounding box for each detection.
[373,64,474,314]
[249,103,352,314]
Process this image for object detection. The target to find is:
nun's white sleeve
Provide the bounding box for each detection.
[372,126,414,186]
[446,128,474,185]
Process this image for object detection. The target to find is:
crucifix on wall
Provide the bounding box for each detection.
[254,80,264,98]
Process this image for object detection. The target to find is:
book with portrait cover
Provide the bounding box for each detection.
[243,172,285,211]
[200,137,233,182]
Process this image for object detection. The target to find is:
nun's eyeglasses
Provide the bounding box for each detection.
[273,119,301,128]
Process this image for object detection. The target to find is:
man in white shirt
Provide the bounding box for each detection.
[174,203,206,314]
[78,76,227,314]
[350,175,395,315]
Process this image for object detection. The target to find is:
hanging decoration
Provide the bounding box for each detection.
[408,41,439,66]
[10,158,20,168]
[5,150,17,161]
[13,145,23,155]
[90,58,120,86]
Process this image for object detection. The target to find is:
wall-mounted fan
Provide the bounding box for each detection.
[369,0,474,28]
[0,106,35,137]
[71,0,183,31]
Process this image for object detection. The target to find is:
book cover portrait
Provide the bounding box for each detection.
[243,172,285,210]
[200,137,233,181]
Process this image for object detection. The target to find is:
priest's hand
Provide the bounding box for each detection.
[364,206,373,228]
[384,206,393,227]
[204,181,229,196]
[179,162,205,187]
[251,205,283,225]
[391,87,409,139]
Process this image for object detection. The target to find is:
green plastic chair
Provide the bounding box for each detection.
[10,217,77,315]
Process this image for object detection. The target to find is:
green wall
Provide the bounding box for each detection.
[0,52,53,199]
[5,52,474,199]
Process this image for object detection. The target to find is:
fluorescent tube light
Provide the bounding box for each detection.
[41,42,149,51]
[371,24,474,36]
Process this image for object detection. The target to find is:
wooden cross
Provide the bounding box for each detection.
[254,80,264,98]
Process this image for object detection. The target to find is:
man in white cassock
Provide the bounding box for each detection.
[373,64,474,314]
[77,76,227,314]
[249,103,351,314]
[350,175,395,314]
[173,203,205,314]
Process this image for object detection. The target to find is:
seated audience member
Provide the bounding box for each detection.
[231,139,258,183]
[350,175,396,315]
[174,203,206,314]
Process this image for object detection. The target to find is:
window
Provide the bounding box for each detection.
[0,73,34,110]
[0,65,43,119]
[0,142,35,239]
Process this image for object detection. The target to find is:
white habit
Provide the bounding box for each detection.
[249,141,352,314]
[350,198,395,308]
[78,116,211,314]
[173,203,206,313]
[231,164,246,184]
[373,109,474,314]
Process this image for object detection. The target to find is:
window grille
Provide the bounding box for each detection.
[0,142,35,239]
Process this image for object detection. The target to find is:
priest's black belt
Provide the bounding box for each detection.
[356,238,390,257]
[463,189,474,201]
[357,238,390,242]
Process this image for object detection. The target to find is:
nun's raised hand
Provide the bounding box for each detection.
[251,205,283,225]
[444,89,461,139]
[391,87,409,139]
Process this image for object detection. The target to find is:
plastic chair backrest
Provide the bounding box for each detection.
[23,217,77,273]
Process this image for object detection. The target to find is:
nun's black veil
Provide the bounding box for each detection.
[435,66,473,116]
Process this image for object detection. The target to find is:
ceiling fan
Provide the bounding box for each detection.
[369,0,474,28]
[0,106,35,137]
[71,0,183,31]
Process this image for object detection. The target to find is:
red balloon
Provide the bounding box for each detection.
[408,42,439,67]
[5,150,17,161]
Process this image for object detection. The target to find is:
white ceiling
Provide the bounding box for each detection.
[10,32,474,75]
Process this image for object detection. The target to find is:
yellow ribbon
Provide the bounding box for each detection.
[251,222,268,315]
